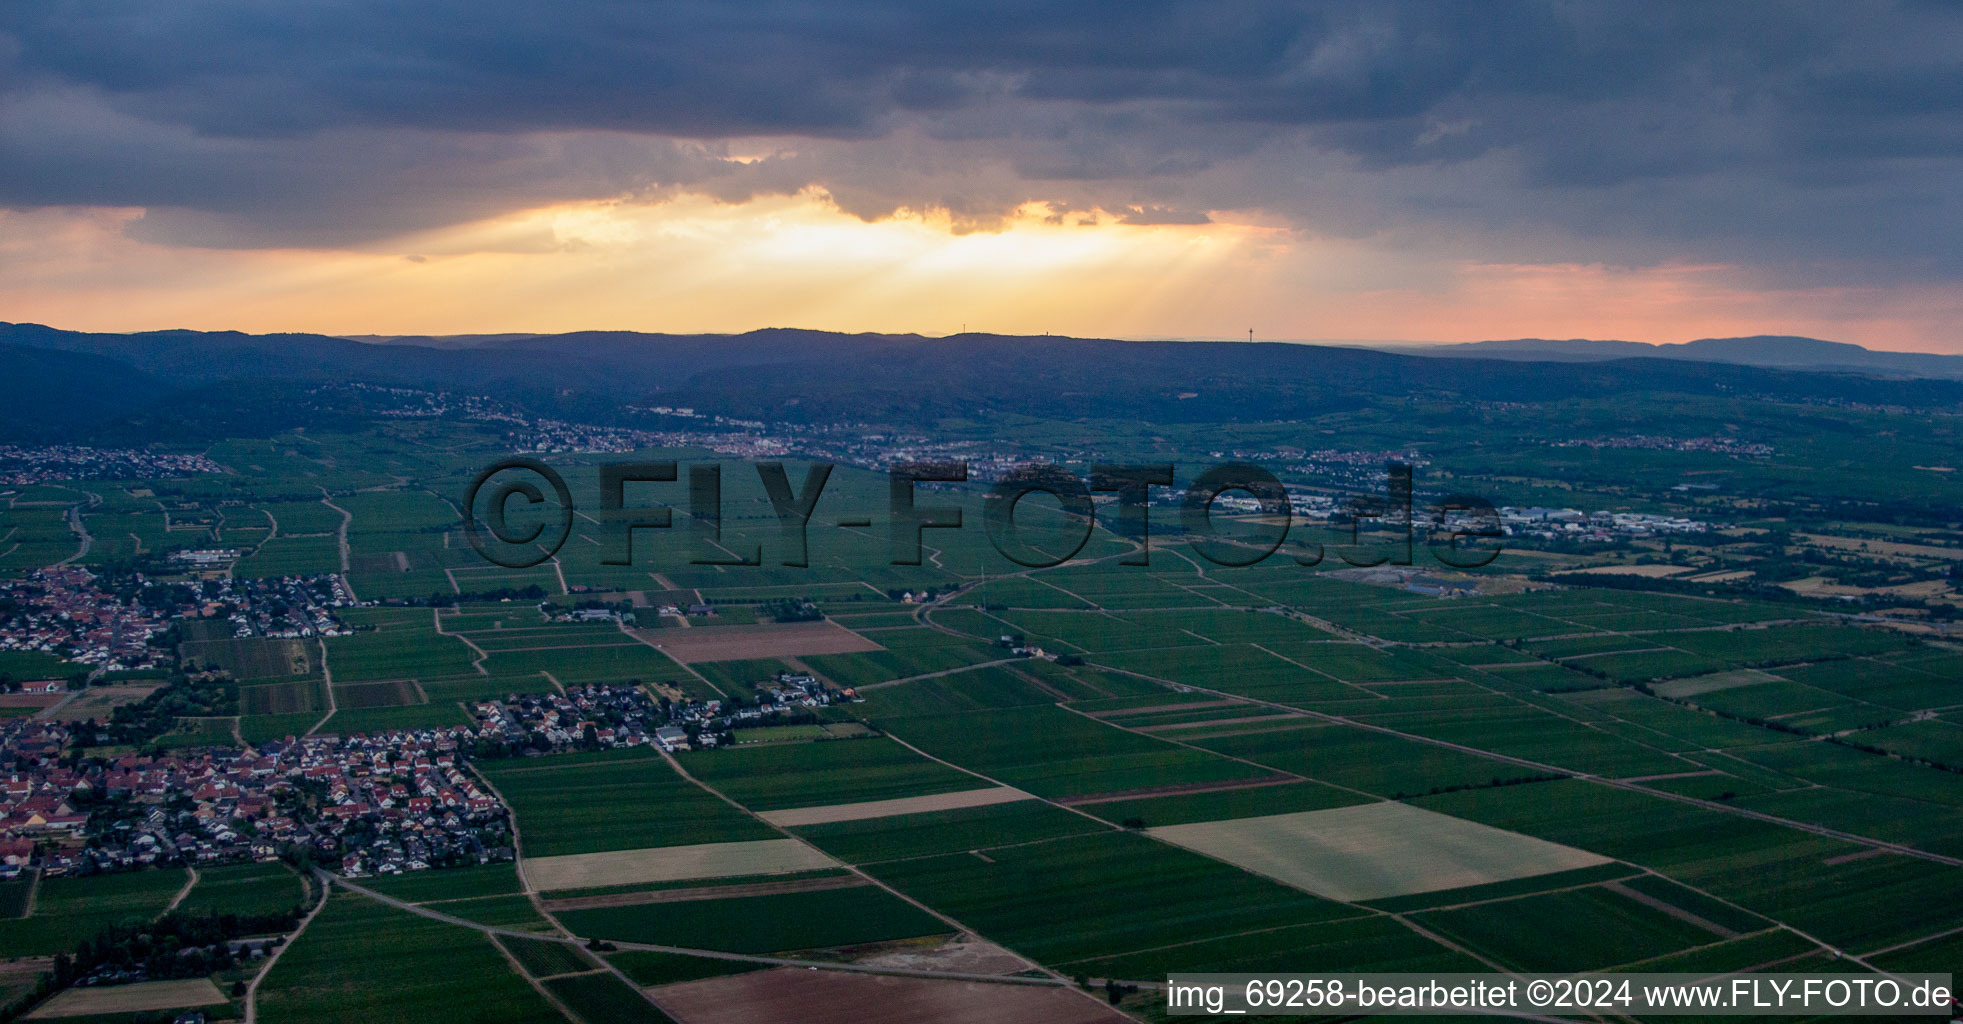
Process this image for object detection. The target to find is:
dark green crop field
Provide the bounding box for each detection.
[873,704,1274,798]
[553,885,948,953]
[792,799,1108,863]
[861,830,1357,972]
[675,736,978,810]
[258,894,564,1024]
[482,753,777,856]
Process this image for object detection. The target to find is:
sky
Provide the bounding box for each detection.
[2,2,1961,350]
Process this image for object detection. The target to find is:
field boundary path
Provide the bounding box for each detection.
[55,490,101,566]
[485,931,588,1023]
[1083,657,1963,869]
[892,552,1941,977]
[319,489,355,601]
[635,747,1126,1019]
[322,870,1090,988]
[870,724,1520,981]
[242,880,331,1024]
[163,868,198,914]
[856,656,1029,690]
[304,638,339,737]
[433,609,493,675]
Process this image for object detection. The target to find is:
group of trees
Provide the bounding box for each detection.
[100,672,237,748]
[761,597,821,623]
[0,898,313,1024]
[52,908,302,988]
[416,584,549,607]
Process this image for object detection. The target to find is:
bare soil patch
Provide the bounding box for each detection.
[524,839,837,892]
[649,968,1128,1024]
[637,620,883,664]
[1652,669,1782,699]
[854,937,1035,977]
[46,684,160,722]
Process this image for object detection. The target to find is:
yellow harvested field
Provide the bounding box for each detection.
[759,787,1032,827]
[525,838,837,891]
[1554,564,1692,578]
[25,979,228,1019]
[1148,801,1611,901]
[1780,576,1954,599]
[1682,570,1755,583]
[1796,534,1963,561]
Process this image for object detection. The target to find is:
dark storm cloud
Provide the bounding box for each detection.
[0,0,1958,275]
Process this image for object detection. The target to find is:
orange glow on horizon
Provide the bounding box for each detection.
[1,192,1959,353]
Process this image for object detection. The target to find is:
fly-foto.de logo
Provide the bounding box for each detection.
[461,459,1502,571]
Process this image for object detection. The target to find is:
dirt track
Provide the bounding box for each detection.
[1052,773,1300,805]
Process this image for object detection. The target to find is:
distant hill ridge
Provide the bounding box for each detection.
[4,321,1963,443]
[1396,335,1963,379]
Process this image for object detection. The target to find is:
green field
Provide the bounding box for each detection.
[606,950,770,986]
[176,862,308,920]
[1079,779,1368,827]
[426,893,557,932]
[543,971,676,1024]
[871,704,1273,798]
[0,867,189,956]
[1411,883,1733,971]
[325,608,478,682]
[553,884,949,953]
[495,933,598,977]
[353,863,524,902]
[1195,721,1555,798]
[862,830,1359,973]
[258,893,565,1024]
[481,751,776,856]
[677,736,978,811]
[792,799,1109,863]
